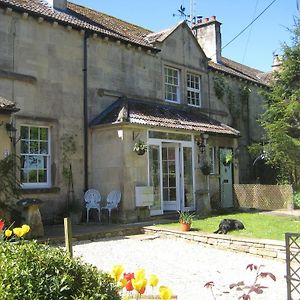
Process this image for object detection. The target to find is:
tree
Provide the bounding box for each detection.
[256,17,300,184]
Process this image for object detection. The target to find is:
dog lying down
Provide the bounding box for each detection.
[214,219,245,234]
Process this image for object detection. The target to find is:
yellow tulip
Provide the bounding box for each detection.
[111,264,124,282]
[149,274,159,287]
[122,297,130,300]
[21,224,30,235]
[159,286,172,300]
[132,278,147,294]
[13,227,24,238]
[119,278,127,288]
[4,229,12,237]
[135,268,146,280]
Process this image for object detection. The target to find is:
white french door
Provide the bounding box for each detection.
[162,143,180,211]
[148,136,195,215]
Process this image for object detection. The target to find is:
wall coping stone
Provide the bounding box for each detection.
[142,226,287,261]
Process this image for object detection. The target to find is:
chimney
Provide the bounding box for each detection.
[45,0,67,10]
[192,16,222,63]
[271,54,282,71]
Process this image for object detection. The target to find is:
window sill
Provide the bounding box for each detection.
[20,187,60,194]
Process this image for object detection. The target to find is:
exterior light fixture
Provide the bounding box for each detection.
[196,133,209,153]
[5,122,17,142]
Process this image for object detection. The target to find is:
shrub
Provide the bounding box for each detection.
[293,192,300,208]
[0,241,120,300]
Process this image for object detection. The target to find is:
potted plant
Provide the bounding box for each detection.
[133,140,147,155]
[178,211,194,232]
[200,162,211,175]
[222,152,233,166]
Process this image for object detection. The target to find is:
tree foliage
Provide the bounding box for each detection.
[258,17,300,183]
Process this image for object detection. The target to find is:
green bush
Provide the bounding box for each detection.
[294,192,300,208]
[0,241,121,300]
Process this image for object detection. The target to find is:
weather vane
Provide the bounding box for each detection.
[173,1,202,26]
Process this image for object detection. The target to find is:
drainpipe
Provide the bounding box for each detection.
[83,31,89,191]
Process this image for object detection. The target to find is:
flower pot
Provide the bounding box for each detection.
[180,222,191,232]
[136,148,146,155]
[201,166,211,175]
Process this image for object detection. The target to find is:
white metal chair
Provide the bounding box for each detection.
[101,191,121,223]
[84,189,101,223]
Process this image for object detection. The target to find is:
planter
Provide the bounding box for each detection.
[201,166,211,175]
[136,148,146,156]
[180,222,191,232]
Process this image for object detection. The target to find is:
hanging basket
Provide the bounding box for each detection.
[136,148,146,156]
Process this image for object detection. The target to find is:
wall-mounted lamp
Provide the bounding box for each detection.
[196,133,209,153]
[5,122,17,142]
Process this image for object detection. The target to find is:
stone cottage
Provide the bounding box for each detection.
[0,0,269,223]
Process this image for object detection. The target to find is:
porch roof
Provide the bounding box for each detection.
[90,98,240,137]
[0,96,19,114]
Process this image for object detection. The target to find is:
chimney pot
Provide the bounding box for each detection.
[211,16,216,21]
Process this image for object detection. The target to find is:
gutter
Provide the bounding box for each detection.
[83,31,89,191]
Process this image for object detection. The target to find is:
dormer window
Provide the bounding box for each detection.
[164,66,180,103]
[187,73,201,107]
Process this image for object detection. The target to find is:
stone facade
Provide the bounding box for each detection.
[0,1,269,224]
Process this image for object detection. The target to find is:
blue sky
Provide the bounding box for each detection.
[73,0,299,72]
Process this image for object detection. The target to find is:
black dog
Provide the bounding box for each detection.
[214,219,245,234]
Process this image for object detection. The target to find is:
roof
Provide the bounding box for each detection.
[90,98,240,137]
[0,96,19,113]
[0,0,155,50]
[0,1,270,86]
[209,57,269,86]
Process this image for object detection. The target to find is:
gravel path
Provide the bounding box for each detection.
[73,235,287,300]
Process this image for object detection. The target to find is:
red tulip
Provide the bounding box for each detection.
[0,219,4,231]
[124,272,135,281]
[125,280,134,291]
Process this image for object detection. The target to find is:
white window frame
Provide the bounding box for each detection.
[164,66,180,103]
[187,72,201,107]
[20,125,51,188]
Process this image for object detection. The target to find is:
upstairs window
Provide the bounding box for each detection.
[20,125,51,188]
[164,66,180,103]
[187,73,201,107]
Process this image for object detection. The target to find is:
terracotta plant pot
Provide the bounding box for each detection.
[180,222,191,232]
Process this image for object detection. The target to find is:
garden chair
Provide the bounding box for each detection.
[84,189,101,223]
[101,191,121,223]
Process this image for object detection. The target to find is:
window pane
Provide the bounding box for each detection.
[29,141,39,154]
[21,126,29,139]
[40,128,48,140]
[28,170,37,183]
[21,141,29,154]
[38,170,47,183]
[30,127,39,140]
[40,142,48,154]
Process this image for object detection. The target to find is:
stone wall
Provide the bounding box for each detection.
[144,226,287,261]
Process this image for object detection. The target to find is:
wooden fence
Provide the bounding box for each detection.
[233,184,293,210]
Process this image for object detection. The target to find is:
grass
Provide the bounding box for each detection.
[158,212,300,241]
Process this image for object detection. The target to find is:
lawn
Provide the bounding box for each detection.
[158,212,300,241]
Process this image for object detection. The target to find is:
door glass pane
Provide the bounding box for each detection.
[149,145,161,211]
[162,145,177,203]
[183,147,193,208]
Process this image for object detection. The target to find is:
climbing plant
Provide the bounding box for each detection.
[60,133,77,183]
[0,154,20,209]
